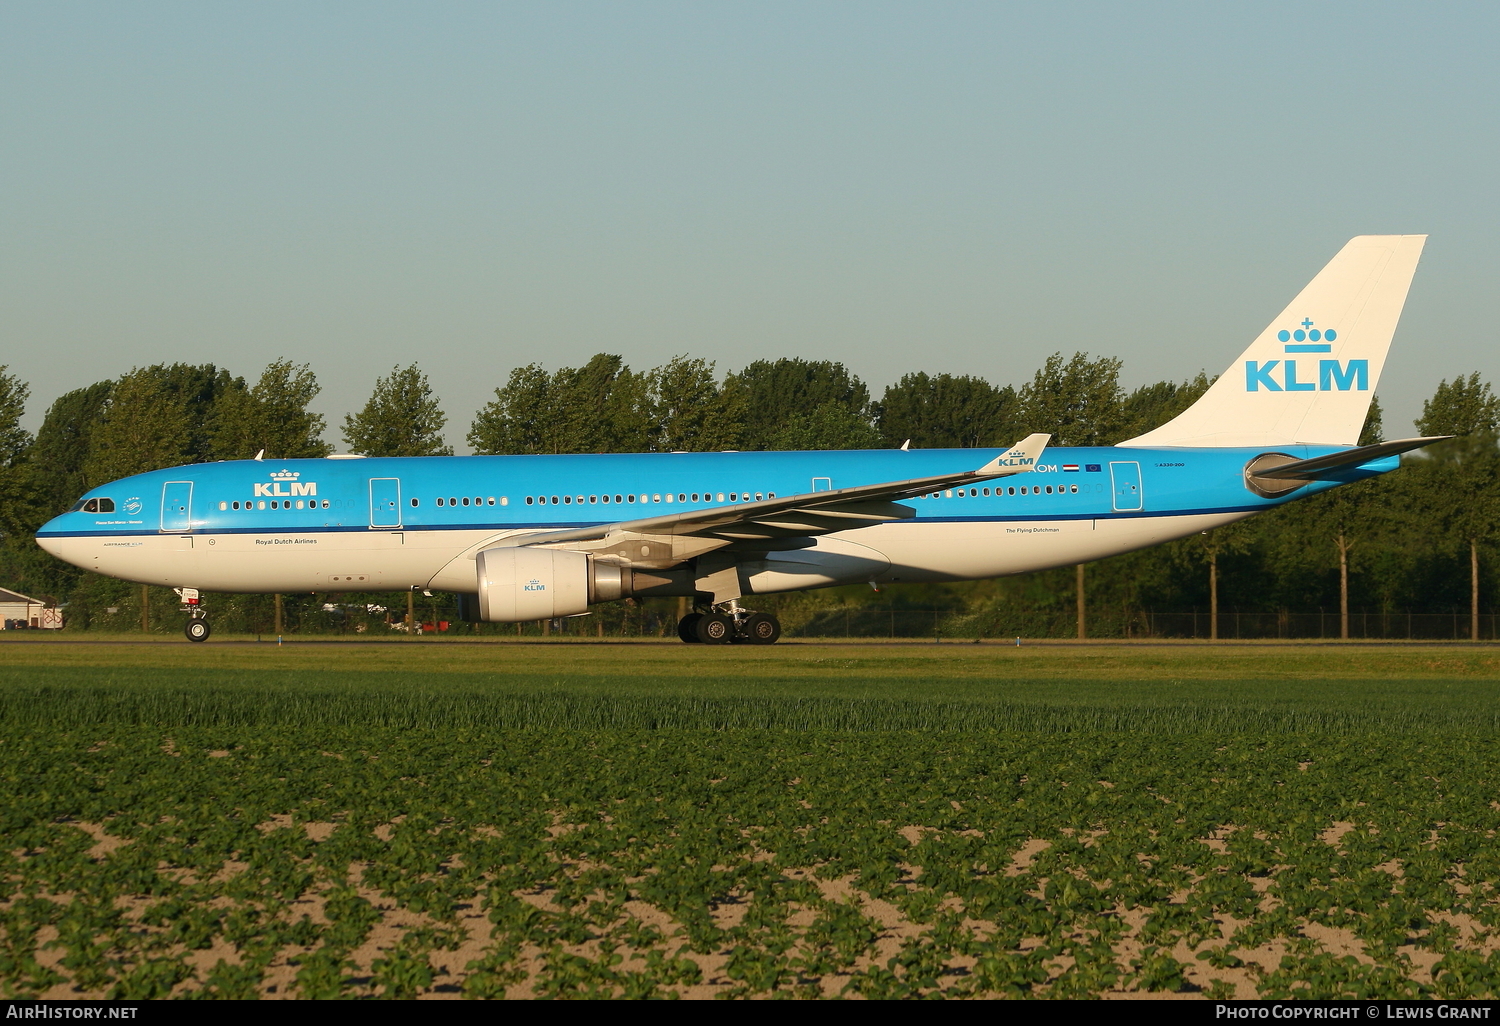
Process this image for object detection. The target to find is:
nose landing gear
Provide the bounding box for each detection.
[676,605,781,645]
[177,588,211,642]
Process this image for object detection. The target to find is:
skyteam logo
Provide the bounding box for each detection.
[1246,318,1366,393]
[253,469,318,498]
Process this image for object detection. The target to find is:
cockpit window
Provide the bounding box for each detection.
[77,498,115,514]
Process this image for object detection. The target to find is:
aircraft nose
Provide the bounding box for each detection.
[35,515,72,560]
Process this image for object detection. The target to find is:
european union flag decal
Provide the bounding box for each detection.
[1085,464,1102,473]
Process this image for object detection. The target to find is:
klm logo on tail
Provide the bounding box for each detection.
[1245,319,1366,393]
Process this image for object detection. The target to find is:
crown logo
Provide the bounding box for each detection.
[269,469,300,481]
[1277,318,1336,345]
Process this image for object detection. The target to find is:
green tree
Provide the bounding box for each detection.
[208,360,331,460]
[83,369,193,486]
[1114,373,1213,443]
[726,359,872,450]
[469,363,553,455]
[147,363,238,462]
[0,367,42,544]
[763,401,881,451]
[469,355,654,455]
[1013,352,1123,445]
[1360,394,1385,446]
[343,365,452,457]
[1417,373,1500,437]
[1413,375,1499,639]
[30,382,113,516]
[650,356,742,452]
[874,373,1018,449]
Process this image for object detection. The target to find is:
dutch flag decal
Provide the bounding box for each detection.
[1062,464,1080,472]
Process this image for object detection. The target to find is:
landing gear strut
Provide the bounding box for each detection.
[178,587,210,643]
[676,606,781,645]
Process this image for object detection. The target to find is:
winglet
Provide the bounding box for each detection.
[976,433,1050,476]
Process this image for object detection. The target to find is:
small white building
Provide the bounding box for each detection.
[0,589,61,629]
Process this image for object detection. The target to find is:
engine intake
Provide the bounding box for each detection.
[475,547,629,622]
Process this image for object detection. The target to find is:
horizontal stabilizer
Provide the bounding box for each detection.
[1251,436,1451,480]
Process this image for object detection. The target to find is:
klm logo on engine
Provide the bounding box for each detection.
[1245,318,1366,392]
[253,468,318,498]
[523,578,546,592]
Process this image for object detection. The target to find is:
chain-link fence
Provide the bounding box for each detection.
[785,608,1500,640]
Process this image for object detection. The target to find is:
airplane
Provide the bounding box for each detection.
[37,235,1441,645]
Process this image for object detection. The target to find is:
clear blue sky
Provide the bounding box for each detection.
[2,1,1495,448]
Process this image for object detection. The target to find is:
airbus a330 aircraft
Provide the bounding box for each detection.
[39,235,1440,644]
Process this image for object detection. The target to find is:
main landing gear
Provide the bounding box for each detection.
[677,606,782,645]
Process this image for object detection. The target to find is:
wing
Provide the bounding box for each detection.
[512,433,1051,569]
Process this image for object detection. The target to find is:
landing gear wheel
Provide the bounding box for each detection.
[695,611,733,644]
[185,617,211,643]
[677,613,704,643]
[737,613,781,645]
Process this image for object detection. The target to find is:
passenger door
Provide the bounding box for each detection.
[1109,462,1143,511]
[369,478,402,528]
[160,481,193,532]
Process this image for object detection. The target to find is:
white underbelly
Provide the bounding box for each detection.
[805,511,1252,586]
[40,529,498,592]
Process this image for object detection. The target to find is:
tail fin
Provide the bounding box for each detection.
[1119,235,1427,448]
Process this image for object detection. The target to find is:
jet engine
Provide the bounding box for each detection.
[475,547,629,622]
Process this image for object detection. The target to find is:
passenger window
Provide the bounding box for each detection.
[411,498,419,506]
[500,497,508,506]
[576,496,584,504]
[463,497,471,506]
[219,501,227,510]
[691,493,699,502]
[615,494,623,503]
[717,493,725,501]
[450,497,458,506]
[563,495,572,504]
[551,496,559,505]
[258,501,267,510]
[589,495,597,504]
[525,496,534,505]
[1008,486,1015,495]
[1070,484,1078,493]
[295,500,305,509]
[627,494,636,503]
[437,497,445,506]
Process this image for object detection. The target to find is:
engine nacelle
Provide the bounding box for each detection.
[475,547,628,622]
